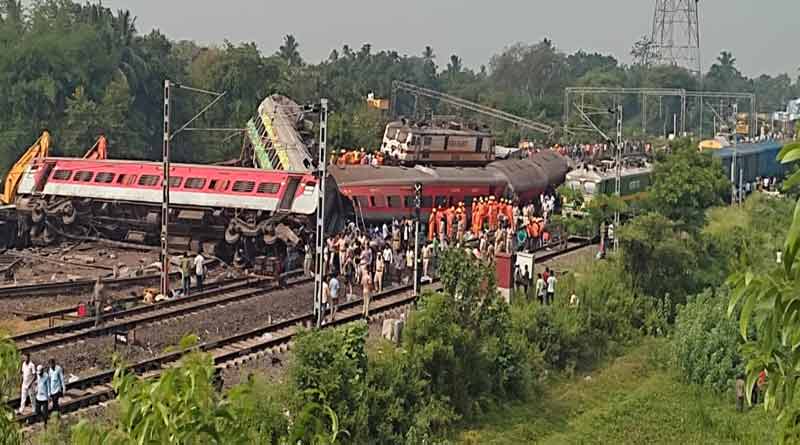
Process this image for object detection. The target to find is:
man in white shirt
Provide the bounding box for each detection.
[18,353,36,414]
[382,246,393,285]
[194,253,205,291]
[546,272,557,305]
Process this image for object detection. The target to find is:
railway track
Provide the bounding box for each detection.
[11,243,593,425]
[0,272,180,299]
[12,282,422,425]
[12,272,308,354]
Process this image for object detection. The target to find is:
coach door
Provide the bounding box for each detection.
[278,176,301,211]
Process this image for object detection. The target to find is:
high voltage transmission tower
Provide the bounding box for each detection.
[650,0,701,75]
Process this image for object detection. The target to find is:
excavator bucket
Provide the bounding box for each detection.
[2,131,50,205]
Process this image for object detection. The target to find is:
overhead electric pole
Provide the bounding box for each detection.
[650,0,702,75]
[160,81,227,298]
[314,99,329,328]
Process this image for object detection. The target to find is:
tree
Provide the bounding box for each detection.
[649,138,729,229]
[729,141,800,443]
[278,34,302,67]
[630,35,657,67]
[619,212,699,302]
[446,54,462,76]
[0,332,20,445]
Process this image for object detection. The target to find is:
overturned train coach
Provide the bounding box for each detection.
[330,151,569,222]
[6,151,566,258]
[9,157,343,259]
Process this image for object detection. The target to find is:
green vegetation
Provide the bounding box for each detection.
[2,1,799,178]
[730,140,800,443]
[458,338,774,445]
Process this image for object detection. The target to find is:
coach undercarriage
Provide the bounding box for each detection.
[13,196,310,264]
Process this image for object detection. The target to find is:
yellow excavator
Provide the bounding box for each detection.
[1,132,108,205]
[2,131,51,205]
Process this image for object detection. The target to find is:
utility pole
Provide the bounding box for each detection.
[614,105,622,253]
[314,99,329,328]
[413,183,422,297]
[160,81,227,298]
[160,80,171,298]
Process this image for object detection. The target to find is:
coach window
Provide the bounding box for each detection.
[184,178,206,189]
[387,196,402,208]
[257,182,280,194]
[52,170,72,181]
[209,179,229,191]
[117,174,136,185]
[356,196,371,208]
[94,172,115,183]
[138,175,160,186]
[421,196,433,208]
[168,176,182,188]
[74,171,93,182]
[435,196,449,208]
[233,180,255,193]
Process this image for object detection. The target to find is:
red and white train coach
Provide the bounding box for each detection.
[330,151,568,222]
[14,157,318,252]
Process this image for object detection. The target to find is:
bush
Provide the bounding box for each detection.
[289,323,369,443]
[672,289,743,393]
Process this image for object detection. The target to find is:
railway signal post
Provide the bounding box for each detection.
[314,99,329,328]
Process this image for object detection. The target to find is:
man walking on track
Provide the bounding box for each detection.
[362,269,373,318]
[18,354,36,414]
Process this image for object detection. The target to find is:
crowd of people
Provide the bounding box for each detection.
[332,148,385,167]
[305,218,427,324]
[17,354,67,424]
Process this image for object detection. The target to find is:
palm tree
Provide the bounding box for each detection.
[446,55,462,75]
[422,46,435,61]
[278,34,302,67]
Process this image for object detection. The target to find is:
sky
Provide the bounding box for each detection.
[101,0,798,78]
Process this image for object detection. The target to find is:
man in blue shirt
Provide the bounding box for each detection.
[48,359,66,412]
[329,274,340,323]
[35,365,50,423]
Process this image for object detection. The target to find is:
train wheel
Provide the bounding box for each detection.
[29,224,42,239]
[41,226,56,244]
[31,203,45,223]
[62,202,77,225]
[225,225,241,245]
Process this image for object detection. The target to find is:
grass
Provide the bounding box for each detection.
[457,338,774,445]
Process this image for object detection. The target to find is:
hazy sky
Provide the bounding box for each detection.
[102,0,798,77]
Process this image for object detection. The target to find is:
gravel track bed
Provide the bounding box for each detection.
[29,283,315,378]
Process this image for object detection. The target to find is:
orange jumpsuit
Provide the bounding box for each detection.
[445,207,455,238]
[428,210,438,241]
[504,203,514,229]
[488,202,498,231]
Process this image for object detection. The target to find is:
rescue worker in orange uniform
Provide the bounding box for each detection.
[458,202,467,237]
[488,196,499,231]
[471,198,481,235]
[428,208,438,241]
[445,205,455,239]
[504,199,515,230]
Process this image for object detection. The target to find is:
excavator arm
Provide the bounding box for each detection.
[2,131,51,205]
[83,135,108,160]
